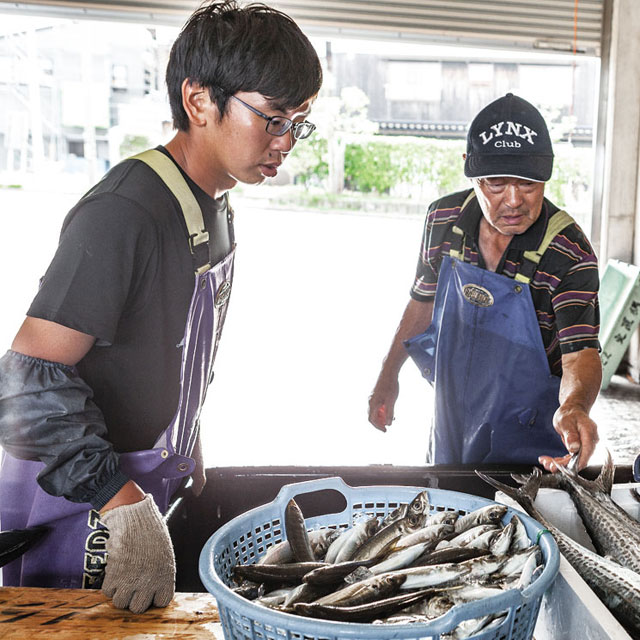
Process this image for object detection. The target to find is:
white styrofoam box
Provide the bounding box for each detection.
[531,489,595,552]
[496,482,640,640]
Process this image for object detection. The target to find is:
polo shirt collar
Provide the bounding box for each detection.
[457,190,551,251]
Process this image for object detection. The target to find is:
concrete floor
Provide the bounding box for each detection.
[592,373,640,466]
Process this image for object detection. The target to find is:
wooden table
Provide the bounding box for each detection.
[0,587,223,639]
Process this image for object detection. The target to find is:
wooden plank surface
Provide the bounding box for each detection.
[0,587,223,639]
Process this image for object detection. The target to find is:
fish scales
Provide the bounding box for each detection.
[553,451,640,573]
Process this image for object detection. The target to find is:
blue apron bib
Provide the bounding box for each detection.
[0,150,234,588]
[405,203,573,465]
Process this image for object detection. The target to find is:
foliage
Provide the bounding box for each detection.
[289,135,328,186]
[119,134,151,159]
[287,86,377,187]
[546,143,593,209]
[344,137,467,197]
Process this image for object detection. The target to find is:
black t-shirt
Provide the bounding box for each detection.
[28,147,234,452]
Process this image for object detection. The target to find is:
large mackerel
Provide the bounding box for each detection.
[477,468,640,635]
[547,450,640,573]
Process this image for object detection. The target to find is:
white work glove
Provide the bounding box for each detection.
[101,494,176,613]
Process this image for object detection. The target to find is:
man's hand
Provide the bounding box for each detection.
[539,405,599,472]
[368,375,399,432]
[538,348,601,473]
[100,494,176,614]
[368,299,434,433]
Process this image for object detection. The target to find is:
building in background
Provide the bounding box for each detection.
[0,17,598,187]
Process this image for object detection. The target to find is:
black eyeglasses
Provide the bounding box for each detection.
[231,95,316,140]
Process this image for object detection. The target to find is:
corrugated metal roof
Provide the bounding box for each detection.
[0,0,604,55]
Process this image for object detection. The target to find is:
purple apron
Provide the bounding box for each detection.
[0,150,234,588]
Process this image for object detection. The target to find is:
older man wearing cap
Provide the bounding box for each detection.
[368,93,601,471]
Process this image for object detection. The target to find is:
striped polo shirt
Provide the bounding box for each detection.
[410,188,600,376]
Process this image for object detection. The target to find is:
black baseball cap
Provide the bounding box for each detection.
[464,93,554,182]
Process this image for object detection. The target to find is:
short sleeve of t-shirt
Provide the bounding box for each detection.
[28,193,157,345]
[410,193,467,301]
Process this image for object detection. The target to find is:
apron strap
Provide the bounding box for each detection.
[448,191,477,259]
[131,149,212,275]
[514,209,575,284]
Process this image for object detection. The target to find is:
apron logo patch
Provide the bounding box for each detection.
[215,280,232,308]
[463,284,494,307]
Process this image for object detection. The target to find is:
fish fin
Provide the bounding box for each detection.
[475,469,541,511]
[596,449,615,495]
[556,449,615,495]
[511,471,564,490]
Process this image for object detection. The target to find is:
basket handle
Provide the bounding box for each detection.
[272,476,353,508]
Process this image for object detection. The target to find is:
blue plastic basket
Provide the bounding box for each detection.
[199,477,559,640]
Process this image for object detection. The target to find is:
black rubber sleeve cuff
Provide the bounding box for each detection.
[90,469,131,510]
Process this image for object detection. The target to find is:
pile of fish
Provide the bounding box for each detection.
[229,491,547,639]
[477,450,640,637]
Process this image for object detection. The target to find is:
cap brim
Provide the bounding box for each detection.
[464,153,553,182]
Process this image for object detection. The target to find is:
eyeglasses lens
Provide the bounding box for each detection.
[265,118,315,140]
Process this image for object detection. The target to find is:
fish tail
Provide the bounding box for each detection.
[475,469,541,509]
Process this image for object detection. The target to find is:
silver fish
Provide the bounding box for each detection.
[410,546,490,568]
[394,523,455,550]
[436,524,499,550]
[426,510,459,527]
[387,562,471,590]
[284,499,315,562]
[324,526,351,564]
[313,572,406,607]
[515,553,540,590]
[369,541,430,575]
[234,561,326,584]
[293,588,432,623]
[489,520,515,556]
[259,528,339,565]
[453,504,507,534]
[352,511,425,561]
[451,611,508,639]
[477,468,640,634]
[462,528,500,551]
[493,546,540,578]
[407,490,430,517]
[281,581,332,608]
[303,559,377,585]
[381,503,408,527]
[508,514,530,552]
[334,517,379,563]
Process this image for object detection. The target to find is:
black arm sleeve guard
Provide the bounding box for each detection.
[0,350,129,509]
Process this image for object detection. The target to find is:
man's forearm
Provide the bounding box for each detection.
[559,348,602,412]
[0,350,128,509]
[379,297,435,378]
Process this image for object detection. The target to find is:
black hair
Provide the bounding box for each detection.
[166,1,323,131]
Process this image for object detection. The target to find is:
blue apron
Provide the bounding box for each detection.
[405,201,573,465]
[0,150,234,588]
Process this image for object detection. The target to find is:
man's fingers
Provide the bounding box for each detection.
[538,454,572,473]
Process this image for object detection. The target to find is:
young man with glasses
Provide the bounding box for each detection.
[369,94,601,472]
[0,1,321,613]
